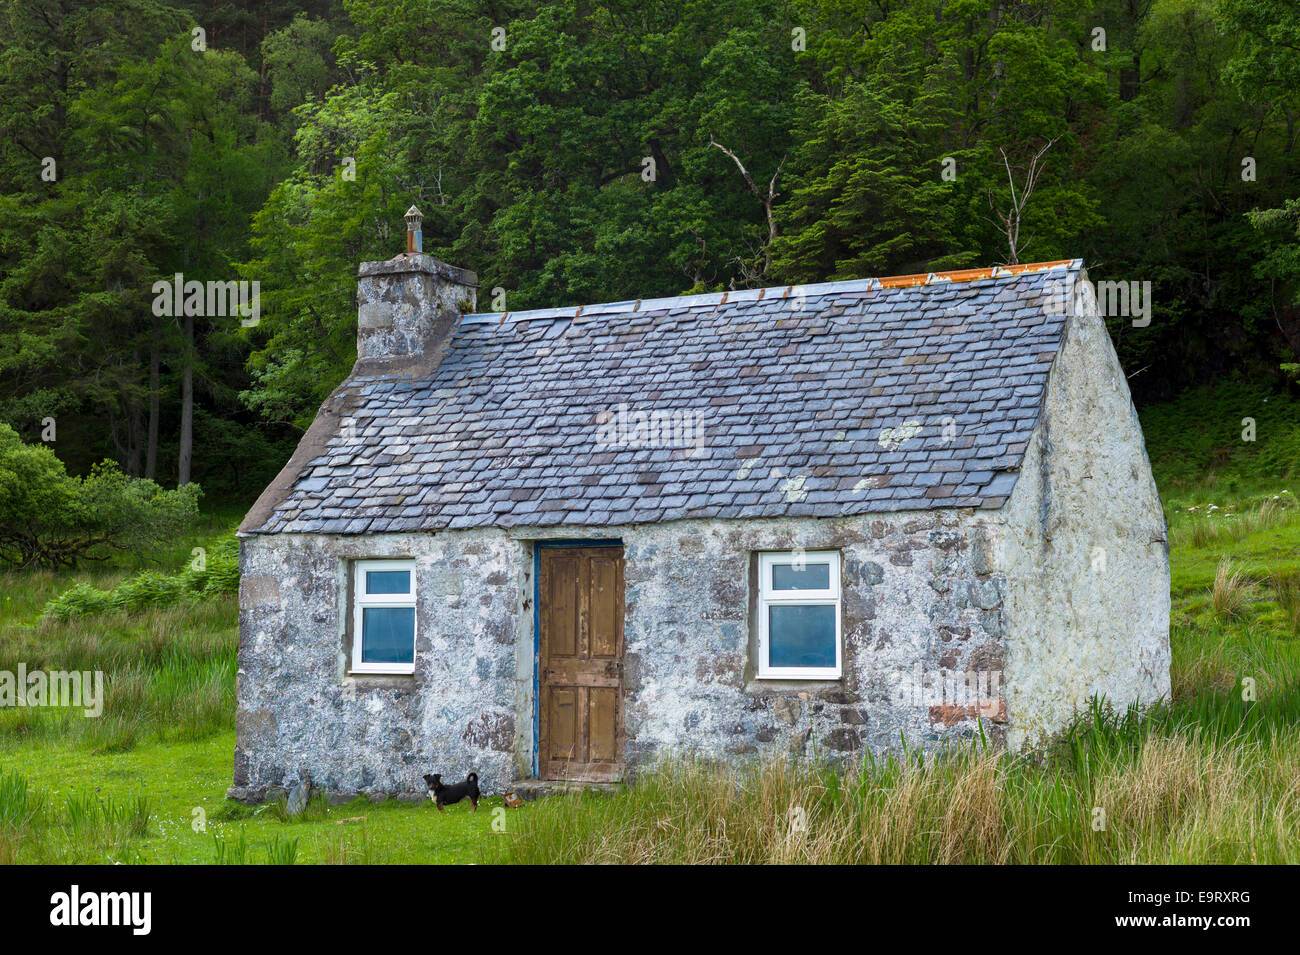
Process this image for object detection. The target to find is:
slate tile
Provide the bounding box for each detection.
[250,268,1072,533]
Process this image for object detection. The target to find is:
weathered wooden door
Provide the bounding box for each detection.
[538,546,625,782]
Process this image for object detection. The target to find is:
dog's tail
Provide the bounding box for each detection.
[468,772,478,783]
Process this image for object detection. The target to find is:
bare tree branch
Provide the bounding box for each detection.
[709,137,786,282]
[985,138,1057,265]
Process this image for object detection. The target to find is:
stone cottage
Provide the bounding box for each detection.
[230,221,1170,801]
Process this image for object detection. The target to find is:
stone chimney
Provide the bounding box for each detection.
[355,206,477,373]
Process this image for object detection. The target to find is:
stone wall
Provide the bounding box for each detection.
[999,276,1171,750]
[231,530,530,802]
[231,508,1010,801]
[619,512,1007,768]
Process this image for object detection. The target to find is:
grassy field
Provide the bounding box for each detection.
[1,736,510,864]
[2,402,1300,863]
[493,487,1300,863]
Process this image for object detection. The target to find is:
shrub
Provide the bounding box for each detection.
[0,423,200,569]
[43,536,239,621]
[40,582,114,620]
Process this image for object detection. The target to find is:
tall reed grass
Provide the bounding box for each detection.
[490,699,1300,865]
[0,598,236,749]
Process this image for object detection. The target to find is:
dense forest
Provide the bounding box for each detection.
[2,0,1298,503]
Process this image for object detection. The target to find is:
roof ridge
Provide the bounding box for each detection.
[250,258,1074,535]
[459,259,1081,327]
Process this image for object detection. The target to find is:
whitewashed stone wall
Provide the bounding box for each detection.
[618,512,1007,766]
[999,280,1171,750]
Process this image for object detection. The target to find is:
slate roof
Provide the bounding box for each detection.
[246,260,1082,534]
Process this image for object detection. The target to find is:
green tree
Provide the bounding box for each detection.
[0,423,200,568]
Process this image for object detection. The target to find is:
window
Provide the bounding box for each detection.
[756,551,841,679]
[351,560,417,674]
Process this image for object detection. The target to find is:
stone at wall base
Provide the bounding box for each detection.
[224,785,428,806]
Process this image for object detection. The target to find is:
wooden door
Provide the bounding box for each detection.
[539,546,625,782]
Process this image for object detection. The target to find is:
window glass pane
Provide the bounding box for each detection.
[771,562,830,591]
[366,570,411,595]
[361,607,415,663]
[768,605,836,669]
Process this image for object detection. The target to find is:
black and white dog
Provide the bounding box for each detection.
[422,772,480,813]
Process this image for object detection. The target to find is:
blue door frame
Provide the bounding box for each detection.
[532,539,623,778]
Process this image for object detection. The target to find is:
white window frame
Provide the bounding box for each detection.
[756,550,842,679]
[351,559,417,675]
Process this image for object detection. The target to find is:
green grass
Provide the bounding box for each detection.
[0,599,236,750]
[3,386,1300,863]
[0,505,243,751]
[1161,491,1300,702]
[1139,380,1300,498]
[0,735,515,863]
[482,704,1300,864]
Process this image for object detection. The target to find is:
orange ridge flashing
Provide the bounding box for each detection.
[875,260,1077,289]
